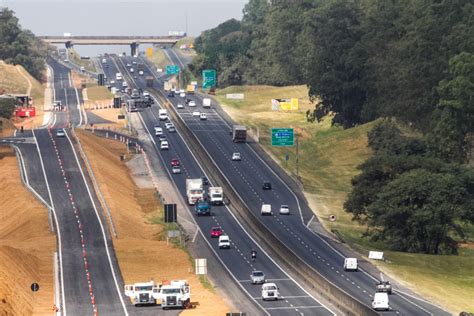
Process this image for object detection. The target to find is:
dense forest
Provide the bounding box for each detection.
[192,0,474,254]
[0,8,48,81]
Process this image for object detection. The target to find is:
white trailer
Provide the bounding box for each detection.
[186,179,204,205]
[209,187,223,205]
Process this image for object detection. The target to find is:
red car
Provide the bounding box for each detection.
[210,227,223,238]
[171,158,180,166]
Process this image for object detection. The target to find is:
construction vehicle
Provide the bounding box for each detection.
[186,84,195,94]
[160,280,191,309]
[186,178,204,205]
[209,187,223,205]
[124,281,161,306]
[232,125,247,143]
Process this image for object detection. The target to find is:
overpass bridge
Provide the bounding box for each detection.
[38,35,185,55]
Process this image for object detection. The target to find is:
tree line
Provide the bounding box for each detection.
[192,0,473,254]
[0,8,48,81]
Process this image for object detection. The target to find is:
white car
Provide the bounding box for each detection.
[179,92,186,98]
[179,89,185,94]
[110,80,116,85]
[188,101,196,107]
[192,111,201,117]
[160,140,169,150]
[279,205,290,215]
[126,63,131,67]
[250,271,266,284]
[177,104,184,109]
[232,152,241,161]
[218,235,230,249]
[165,122,175,130]
[139,70,144,76]
[261,283,279,301]
[261,204,271,216]
[172,165,181,174]
[155,127,163,136]
[122,81,128,88]
[130,68,134,73]
[56,129,65,137]
[143,91,150,97]
[200,113,207,120]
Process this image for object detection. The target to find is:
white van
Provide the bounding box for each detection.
[344,258,358,271]
[261,204,271,216]
[372,292,389,311]
[158,109,168,121]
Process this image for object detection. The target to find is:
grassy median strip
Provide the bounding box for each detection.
[76,130,231,315]
[215,84,473,314]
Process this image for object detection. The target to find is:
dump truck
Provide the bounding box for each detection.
[124,281,161,306]
[209,187,223,205]
[232,125,247,143]
[160,280,191,309]
[186,178,204,205]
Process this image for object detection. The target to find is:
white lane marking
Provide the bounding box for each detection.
[265,306,326,310]
[32,129,67,315]
[75,88,83,126]
[65,130,129,315]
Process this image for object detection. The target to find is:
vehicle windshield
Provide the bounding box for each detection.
[263,285,276,290]
[161,288,181,294]
[253,271,264,277]
[135,286,153,291]
[211,194,222,198]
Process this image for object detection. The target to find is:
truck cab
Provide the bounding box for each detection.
[160,280,191,310]
[124,281,161,306]
[195,199,211,216]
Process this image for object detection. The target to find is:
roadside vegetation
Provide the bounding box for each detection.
[67,48,96,72]
[214,85,474,313]
[147,48,172,70]
[76,130,231,315]
[0,8,49,81]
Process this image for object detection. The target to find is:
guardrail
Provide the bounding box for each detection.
[151,88,378,316]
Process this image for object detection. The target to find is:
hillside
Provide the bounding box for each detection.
[0,61,44,108]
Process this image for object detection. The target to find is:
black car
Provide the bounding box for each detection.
[167,91,175,97]
[202,176,209,185]
[262,182,272,190]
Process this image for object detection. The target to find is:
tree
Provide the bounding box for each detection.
[0,97,16,119]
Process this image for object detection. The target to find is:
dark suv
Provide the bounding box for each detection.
[262,182,272,190]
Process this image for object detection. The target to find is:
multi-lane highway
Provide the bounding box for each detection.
[100,55,338,315]
[110,50,450,316]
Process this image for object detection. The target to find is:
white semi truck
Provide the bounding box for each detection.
[186,178,204,205]
[209,187,223,205]
[160,280,191,309]
[124,281,161,306]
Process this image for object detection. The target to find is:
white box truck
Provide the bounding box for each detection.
[344,258,358,271]
[202,98,211,108]
[160,280,191,309]
[186,179,204,205]
[209,187,223,205]
[158,109,168,121]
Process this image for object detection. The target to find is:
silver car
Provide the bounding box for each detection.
[250,270,266,284]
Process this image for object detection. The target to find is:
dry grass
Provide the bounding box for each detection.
[0,62,44,108]
[67,49,96,72]
[76,130,231,314]
[146,49,172,70]
[215,84,473,314]
[86,86,113,101]
[0,147,55,315]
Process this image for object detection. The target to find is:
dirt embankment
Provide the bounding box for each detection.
[76,130,231,315]
[0,147,55,315]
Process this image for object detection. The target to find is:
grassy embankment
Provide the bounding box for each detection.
[214,85,474,314]
[0,147,55,315]
[0,61,45,129]
[76,130,231,315]
[147,48,173,70]
[67,48,96,72]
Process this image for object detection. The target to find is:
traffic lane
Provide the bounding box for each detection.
[35,129,94,315]
[139,109,333,315]
[65,88,81,126]
[54,129,129,315]
[166,99,427,314]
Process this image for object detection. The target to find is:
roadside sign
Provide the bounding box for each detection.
[195,258,207,275]
[166,65,180,75]
[147,47,153,57]
[271,128,294,146]
[202,69,216,89]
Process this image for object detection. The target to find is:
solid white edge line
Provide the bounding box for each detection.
[32,129,66,315]
[65,130,129,316]
[74,88,83,126]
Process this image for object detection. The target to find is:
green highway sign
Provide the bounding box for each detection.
[166,65,180,75]
[271,128,294,146]
[202,69,216,89]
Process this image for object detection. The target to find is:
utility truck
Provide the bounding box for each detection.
[124,281,161,306]
[186,178,204,205]
[209,187,223,205]
[232,125,247,143]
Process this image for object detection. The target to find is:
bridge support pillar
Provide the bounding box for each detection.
[130,42,139,56]
[65,41,73,49]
